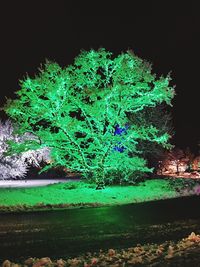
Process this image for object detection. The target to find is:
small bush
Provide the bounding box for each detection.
[62,182,79,190]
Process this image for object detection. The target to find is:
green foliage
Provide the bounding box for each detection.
[4,48,175,186]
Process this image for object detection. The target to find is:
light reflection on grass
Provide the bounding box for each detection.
[1,178,199,211]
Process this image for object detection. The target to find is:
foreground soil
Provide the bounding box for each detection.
[1,232,200,267]
[0,178,200,213]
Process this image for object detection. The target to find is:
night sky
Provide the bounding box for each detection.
[0,2,199,153]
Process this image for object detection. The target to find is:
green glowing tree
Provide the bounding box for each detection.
[4,49,175,187]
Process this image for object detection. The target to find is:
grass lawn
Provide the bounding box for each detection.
[0,178,199,213]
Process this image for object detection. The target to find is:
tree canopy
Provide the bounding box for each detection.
[4,48,175,186]
[0,120,50,179]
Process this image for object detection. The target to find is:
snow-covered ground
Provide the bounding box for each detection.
[0,179,69,188]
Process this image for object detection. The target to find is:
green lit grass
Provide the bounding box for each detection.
[1,178,198,213]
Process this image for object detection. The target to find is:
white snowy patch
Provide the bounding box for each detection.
[0,179,68,188]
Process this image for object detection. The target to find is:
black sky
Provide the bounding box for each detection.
[0,1,199,153]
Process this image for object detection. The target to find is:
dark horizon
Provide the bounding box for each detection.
[0,2,199,153]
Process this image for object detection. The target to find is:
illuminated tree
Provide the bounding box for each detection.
[0,120,50,179]
[4,49,175,187]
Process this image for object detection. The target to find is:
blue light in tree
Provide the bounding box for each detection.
[113,146,126,153]
[114,124,129,135]
[113,124,129,153]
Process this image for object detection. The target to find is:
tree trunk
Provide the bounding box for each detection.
[95,168,105,190]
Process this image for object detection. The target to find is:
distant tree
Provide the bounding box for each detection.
[130,104,174,169]
[4,49,175,187]
[0,120,50,179]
